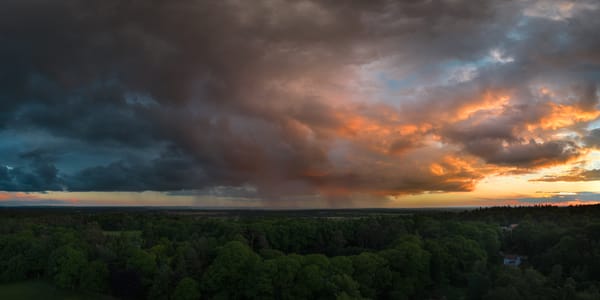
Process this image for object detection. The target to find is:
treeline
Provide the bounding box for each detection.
[0,205,600,299]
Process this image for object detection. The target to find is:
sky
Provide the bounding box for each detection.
[0,0,599,208]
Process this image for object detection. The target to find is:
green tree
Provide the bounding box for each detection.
[172,277,200,300]
[484,286,522,300]
[127,248,157,287]
[47,246,87,289]
[351,252,392,299]
[80,260,109,293]
[148,264,173,300]
[330,274,362,299]
[2,254,28,282]
[380,236,431,297]
[202,241,260,298]
[271,255,302,300]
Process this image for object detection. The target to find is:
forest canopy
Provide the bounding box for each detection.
[1,205,600,299]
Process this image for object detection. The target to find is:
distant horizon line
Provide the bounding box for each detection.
[0,204,597,210]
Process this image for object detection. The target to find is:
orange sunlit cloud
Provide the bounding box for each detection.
[454,92,511,122]
[537,103,600,130]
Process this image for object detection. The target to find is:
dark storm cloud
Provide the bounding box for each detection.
[67,147,211,191]
[0,150,63,191]
[0,0,599,198]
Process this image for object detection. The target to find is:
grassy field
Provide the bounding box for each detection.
[0,281,114,300]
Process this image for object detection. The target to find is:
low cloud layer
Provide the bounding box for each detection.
[0,0,599,203]
[516,192,600,205]
[532,168,600,182]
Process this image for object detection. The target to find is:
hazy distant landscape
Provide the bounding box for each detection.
[1,205,600,299]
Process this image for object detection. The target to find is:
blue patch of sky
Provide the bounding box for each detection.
[588,119,600,130]
[589,152,600,170]
[556,31,570,46]
[376,57,493,93]
[376,72,417,91]
[506,17,529,41]
[573,68,600,82]
[442,58,493,76]
[373,57,497,107]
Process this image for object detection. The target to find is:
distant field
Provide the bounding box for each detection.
[0,281,113,300]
